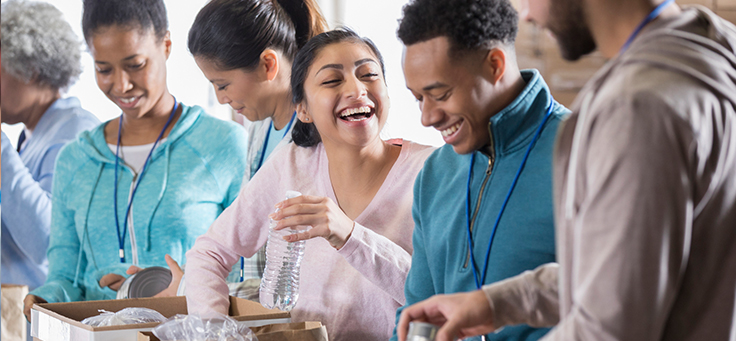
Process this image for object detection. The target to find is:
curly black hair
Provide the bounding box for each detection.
[397,0,518,55]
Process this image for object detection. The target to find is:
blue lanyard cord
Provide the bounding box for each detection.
[240,111,296,282]
[466,102,556,290]
[620,0,676,53]
[114,99,179,263]
[255,112,297,171]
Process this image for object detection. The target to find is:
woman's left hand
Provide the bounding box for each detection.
[270,195,355,249]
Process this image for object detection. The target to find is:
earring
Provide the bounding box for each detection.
[304,117,310,122]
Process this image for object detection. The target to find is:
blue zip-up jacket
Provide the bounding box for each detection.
[30,104,248,303]
[394,70,568,340]
[1,97,99,290]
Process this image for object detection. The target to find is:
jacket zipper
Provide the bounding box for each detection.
[127,171,140,266]
[464,123,496,269]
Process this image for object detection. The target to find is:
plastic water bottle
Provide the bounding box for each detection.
[259,190,305,311]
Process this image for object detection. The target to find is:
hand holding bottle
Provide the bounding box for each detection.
[269,195,355,250]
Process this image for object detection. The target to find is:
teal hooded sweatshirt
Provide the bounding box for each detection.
[30,104,248,303]
[394,70,568,340]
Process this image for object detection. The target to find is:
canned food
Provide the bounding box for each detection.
[407,321,439,341]
[116,266,172,299]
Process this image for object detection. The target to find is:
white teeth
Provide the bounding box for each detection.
[344,115,369,122]
[441,122,462,137]
[339,106,372,117]
[120,97,136,104]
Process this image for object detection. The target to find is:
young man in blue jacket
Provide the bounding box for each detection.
[397,0,736,340]
[393,0,569,340]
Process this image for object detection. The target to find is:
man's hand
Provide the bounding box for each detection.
[397,290,496,341]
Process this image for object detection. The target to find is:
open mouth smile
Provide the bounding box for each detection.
[440,121,462,137]
[338,105,375,122]
[116,95,142,108]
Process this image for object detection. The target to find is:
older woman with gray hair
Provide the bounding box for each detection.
[1,0,99,292]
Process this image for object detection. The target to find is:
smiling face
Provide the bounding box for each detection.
[297,41,389,148]
[89,25,171,118]
[403,37,502,155]
[520,0,596,61]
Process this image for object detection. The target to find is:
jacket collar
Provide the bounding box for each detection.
[31,97,81,136]
[487,69,554,157]
[77,103,201,164]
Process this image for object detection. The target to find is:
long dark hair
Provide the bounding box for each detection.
[291,28,386,147]
[188,0,327,71]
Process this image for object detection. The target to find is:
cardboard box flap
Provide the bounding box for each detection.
[33,296,289,332]
[251,322,328,341]
[250,322,323,334]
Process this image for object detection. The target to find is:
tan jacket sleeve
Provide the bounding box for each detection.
[543,94,694,340]
[483,263,561,329]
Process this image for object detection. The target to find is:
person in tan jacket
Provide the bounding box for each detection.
[397,1,736,340]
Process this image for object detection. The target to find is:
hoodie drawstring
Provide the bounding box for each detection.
[74,163,105,287]
[145,145,171,252]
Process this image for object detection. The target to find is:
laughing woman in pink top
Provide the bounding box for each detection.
[185,28,435,340]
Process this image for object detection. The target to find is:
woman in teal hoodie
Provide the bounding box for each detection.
[23,0,247,316]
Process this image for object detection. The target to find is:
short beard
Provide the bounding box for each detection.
[549,0,597,61]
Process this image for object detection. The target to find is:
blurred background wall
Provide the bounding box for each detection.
[3,0,735,149]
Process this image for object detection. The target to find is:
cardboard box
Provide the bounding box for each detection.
[137,331,156,341]
[717,0,736,10]
[2,284,29,341]
[679,0,716,8]
[31,296,290,341]
[250,322,328,341]
[717,10,736,24]
[137,321,328,341]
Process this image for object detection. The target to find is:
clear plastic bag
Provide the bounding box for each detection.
[81,307,166,327]
[152,314,257,341]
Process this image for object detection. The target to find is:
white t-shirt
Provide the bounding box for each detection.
[107,139,166,174]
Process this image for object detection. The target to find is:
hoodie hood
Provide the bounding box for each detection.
[582,6,736,107]
[76,104,204,164]
[628,6,736,101]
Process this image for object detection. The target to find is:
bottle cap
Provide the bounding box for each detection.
[285,190,302,199]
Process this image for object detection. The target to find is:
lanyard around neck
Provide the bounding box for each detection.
[465,101,555,290]
[240,111,296,282]
[256,112,297,171]
[620,0,676,54]
[113,99,179,263]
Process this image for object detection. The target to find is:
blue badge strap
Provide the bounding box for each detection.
[620,0,675,53]
[240,111,297,282]
[466,102,556,289]
[114,99,179,263]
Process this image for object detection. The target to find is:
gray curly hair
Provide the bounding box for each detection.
[1,0,82,90]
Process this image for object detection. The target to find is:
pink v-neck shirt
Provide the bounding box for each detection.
[186,140,435,340]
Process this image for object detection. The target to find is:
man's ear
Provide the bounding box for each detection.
[163,31,172,59]
[261,49,280,82]
[482,47,507,85]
